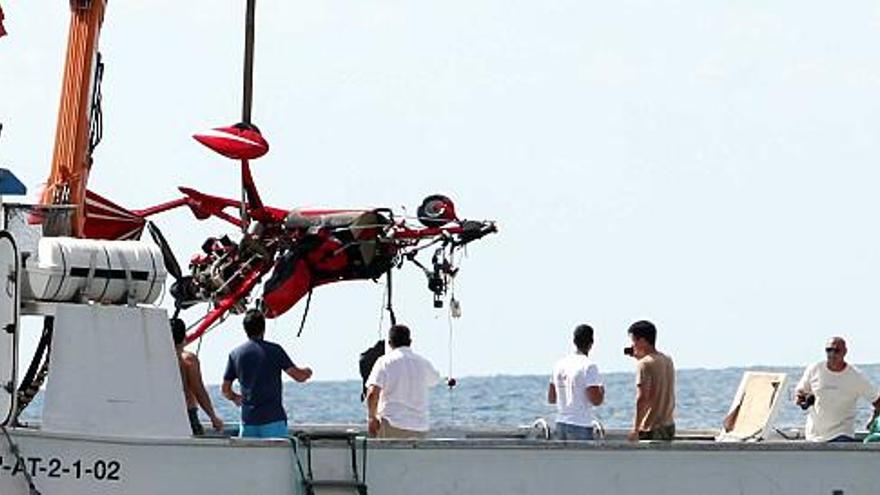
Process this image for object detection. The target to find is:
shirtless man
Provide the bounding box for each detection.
[171,319,224,435]
[626,320,676,441]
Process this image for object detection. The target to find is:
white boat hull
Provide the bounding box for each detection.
[0,429,297,495]
[3,428,879,495]
[342,440,879,495]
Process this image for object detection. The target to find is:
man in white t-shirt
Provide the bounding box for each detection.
[795,337,880,442]
[547,324,605,440]
[366,324,441,438]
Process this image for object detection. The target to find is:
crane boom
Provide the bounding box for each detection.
[41,0,107,237]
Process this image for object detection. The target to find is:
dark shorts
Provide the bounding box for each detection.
[188,407,205,436]
[639,423,675,441]
[828,435,856,443]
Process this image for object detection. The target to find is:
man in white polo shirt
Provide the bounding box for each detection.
[366,324,441,438]
[795,336,880,442]
[548,324,605,440]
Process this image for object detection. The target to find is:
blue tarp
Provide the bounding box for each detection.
[0,169,25,195]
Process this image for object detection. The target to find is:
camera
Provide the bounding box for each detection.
[623,346,634,357]
[798,393,816,410]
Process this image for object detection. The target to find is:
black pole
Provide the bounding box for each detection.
[386,270,397,326]
[242,0,256,125]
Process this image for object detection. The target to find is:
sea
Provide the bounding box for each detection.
[21,364,880,431]
[230,364,880,431]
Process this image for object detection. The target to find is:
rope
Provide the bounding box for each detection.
[447,314,454,380]
[446,267,458,424]
[376,281,386,340]
[445,248,462,425]
[192,307,211,356]
[0,425,41,494]
[296,287,313,338]
[374,269,398,340]
[385,270,396,326]
[190,305,232,356]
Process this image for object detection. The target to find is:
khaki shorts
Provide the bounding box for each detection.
[378,418,426,439]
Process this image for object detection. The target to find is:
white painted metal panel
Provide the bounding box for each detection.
[41,304,190,438]
[0,430,299,495]
[312,440,880,495]
[0,231,19,425]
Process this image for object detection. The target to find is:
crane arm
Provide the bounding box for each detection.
[41,0,107,237]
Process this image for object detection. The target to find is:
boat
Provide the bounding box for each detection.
[0,258,878,494]
[0,245,878,494]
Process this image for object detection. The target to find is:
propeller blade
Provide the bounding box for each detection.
[147,221,183,281]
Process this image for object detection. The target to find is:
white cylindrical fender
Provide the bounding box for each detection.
[23,237,166,305]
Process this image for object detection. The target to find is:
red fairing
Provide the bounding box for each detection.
[307,236,349,272]
[193,124,269,160]
[263,259,312,318]
[83,190,146,240]
[0,4,7,38]
[262,235,351,318]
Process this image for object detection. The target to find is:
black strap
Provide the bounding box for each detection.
[48,248,66,301]
[296,287,314,338]
[385,270,396,326]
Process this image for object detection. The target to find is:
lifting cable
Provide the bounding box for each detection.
[445,251,461,424]
[375,269,397,340]
[385,269,396,326]
[376,281,387,340]
[446,308,456,424]
[191,307,217,356]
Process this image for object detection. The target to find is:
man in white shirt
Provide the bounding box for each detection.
[366,324,441,438]
[795,337,880,442]
[547,324,605,440]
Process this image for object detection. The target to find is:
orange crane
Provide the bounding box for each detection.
[40,0,107,237]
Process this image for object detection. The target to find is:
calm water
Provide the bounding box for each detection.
[230,364,880,430]
[22,364,880,430]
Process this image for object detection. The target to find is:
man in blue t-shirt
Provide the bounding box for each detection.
[222,309,313,438]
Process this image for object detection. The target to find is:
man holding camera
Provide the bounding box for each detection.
[794,337,880,442]
[625,320,676,441]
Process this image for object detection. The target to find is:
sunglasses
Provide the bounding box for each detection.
[825,347,842,354]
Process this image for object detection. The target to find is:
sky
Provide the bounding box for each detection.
[3,1,880,384]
